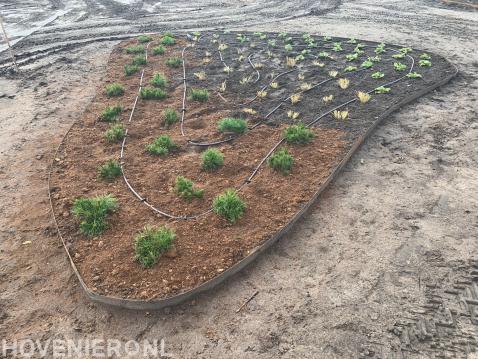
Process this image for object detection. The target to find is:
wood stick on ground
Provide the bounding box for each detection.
[442,0,478,9]
[0,15,19,71]
[236,290,259,313]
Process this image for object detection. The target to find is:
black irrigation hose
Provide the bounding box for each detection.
[180,45,188,137]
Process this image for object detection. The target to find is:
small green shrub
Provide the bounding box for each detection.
[217,118,247,134]
[146,135,177,156]
[72,195,118,236]
[166,57,182,68]
[132,55,147,66]
[124,64,140,76]
[105,123,125,142]
[175,176,204,201]
[125,45,145,54]
[201,149,224,171]
[105,83,124,97]
[283,124,315,145]
[213,189,246,223]
[135,226,175,268]
[150,73,167,88]
[152,45,165,56]
[140,87,167,100]
[137,35,152,43]
[268,148,294,175]
[98,160,122,181]
[163,108,178,128]
[190,88,209,102]
[161,35,176,46]
[100,106,122,122]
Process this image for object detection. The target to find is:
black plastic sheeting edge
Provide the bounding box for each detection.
[47,50,458,311]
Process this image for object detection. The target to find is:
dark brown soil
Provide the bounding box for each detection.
[50,32,456,301]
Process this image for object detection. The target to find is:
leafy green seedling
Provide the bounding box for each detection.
[371,71,385,79]
[332,42,343,52]
[375,86,391,94]
[407,72,422,79]
[419,59,432,67]
[361,60,373,69]
[346,53,358,62]
[394,62,407,71]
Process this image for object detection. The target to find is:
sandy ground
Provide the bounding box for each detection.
[0,0,477,358]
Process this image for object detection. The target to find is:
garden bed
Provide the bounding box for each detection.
[49,31,457,308]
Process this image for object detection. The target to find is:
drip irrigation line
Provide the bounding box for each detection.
[247,53,261,83]
[180,45,188,137]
